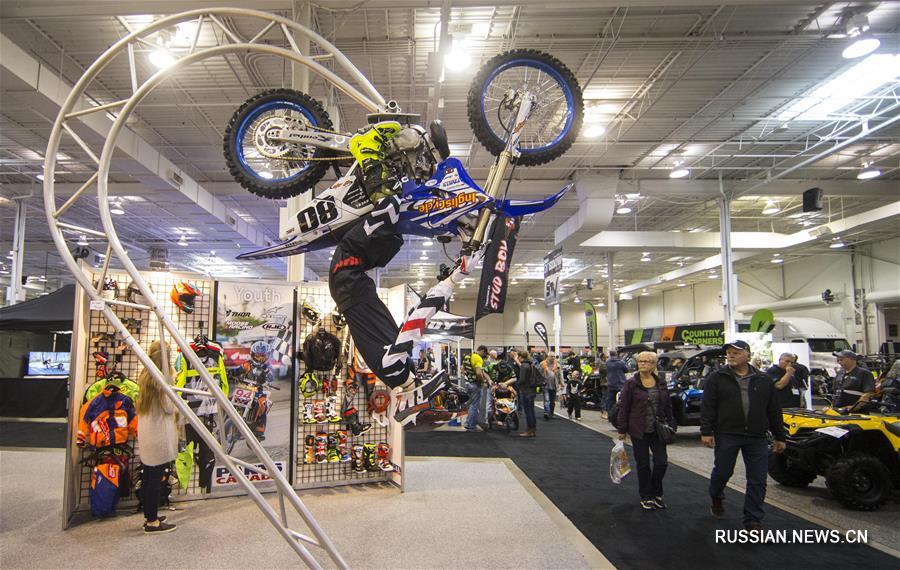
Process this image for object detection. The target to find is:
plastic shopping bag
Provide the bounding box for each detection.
[609,440,631,484]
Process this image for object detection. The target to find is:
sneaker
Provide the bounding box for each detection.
[640,500,657,510]
[143,521,177,534]
[392,371,448,428]
[543,413,550,420]
[710,497,724,518]
[651,497,667,509]
[600,412,608,420]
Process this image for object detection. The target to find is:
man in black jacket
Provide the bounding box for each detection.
[701,340,786,531]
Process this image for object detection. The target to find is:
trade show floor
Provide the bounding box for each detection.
[406,413,899,569]
[0,448,602,569]
[571,407,900,554]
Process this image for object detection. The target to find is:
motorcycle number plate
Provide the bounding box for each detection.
[233,388,253,405]
[815,426,849,438]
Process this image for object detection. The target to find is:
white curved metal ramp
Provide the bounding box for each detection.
[43,9,389,568]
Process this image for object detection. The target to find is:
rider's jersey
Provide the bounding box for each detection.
[463,353,483,383]
[175,345,229,417]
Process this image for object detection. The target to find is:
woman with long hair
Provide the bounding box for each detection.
[136,340,179,534]
[616,351,675,510]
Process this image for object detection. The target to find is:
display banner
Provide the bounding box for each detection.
[215,282,296,465]
[475,215,521,321]
[584,301,598,357]
[544,247,563,306]
[425,310,475,339]
[211,461,286,490]
[534,322,549,350]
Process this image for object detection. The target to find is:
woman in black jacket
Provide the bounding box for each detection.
[616,351,676,510]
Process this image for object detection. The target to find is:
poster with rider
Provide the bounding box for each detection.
[214,282,296,470]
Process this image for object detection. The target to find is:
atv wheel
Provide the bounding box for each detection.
[825,452,892,511]
[768,452,817,487]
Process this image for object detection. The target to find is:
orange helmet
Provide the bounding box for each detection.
[170,281,201,314]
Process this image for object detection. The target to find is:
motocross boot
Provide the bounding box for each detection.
[302,402,316,424]
[326,434,340,463]
[325,395,342,423]
[304,434,315,464]
[362,443,378,472]
[377,442,395,472]
[313,400,327,423]
[337,430,352,463]
[314,432,328,464]
[351,444,365,473]
[342,406,372,436]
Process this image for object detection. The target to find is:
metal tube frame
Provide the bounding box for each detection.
[40,8,390,568]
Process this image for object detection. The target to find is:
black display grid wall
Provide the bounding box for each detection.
[293,283,393,489]
[76,270,213,510]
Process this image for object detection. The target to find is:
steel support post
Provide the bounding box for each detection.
[718,173,737,336]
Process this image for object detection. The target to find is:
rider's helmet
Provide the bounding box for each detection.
[250,340,271,364]
[331,310,346,330]
[171,281,201,314]
[300,297,321,323]
[126,281,151,306]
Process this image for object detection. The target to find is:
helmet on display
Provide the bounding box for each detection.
[250,340,272,364]
[171,281,201,314]
[300,297,321,323]
[331,310,346,330]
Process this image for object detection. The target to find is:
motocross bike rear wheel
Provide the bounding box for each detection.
[224,89,334,199]
[467,49,584,166]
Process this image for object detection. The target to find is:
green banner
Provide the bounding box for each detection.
[584,302,598,357]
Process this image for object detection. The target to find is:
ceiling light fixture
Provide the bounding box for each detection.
[149,49,176,69]
[640,252,651,262]
[677,282,686,287]
[77,235,89,246]
[708,273,719,279]
[857,162,882,180]
[842,15,880,59]
[178,234,188,247]
[423,239,433,247]
[762,200,780,215]
[258,171,274,180]
[444,36,471,72]
[36,173,45,181]
[669,159,690,179]
[109,200,125,215]
[583,124,606,138]
[829,238,846,248]
[771,258,784,264]
[616,205,632,215]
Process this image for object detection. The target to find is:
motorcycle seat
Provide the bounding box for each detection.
[884,421,900,439]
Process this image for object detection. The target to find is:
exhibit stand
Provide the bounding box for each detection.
[63,269,406,527]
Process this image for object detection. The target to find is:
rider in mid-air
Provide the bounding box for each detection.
[330,120,476,429]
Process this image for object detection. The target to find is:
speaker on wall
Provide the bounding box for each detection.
[803,187,823,212]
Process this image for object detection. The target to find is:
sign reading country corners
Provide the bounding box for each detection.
[625,322,728,346]
[543,247,563,306]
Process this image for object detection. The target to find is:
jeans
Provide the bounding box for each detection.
[464,382,482,429]
[605,387,620,413]
[566,394,581,419]
[543,389,557,416]
[631,431,668,499]
[709,434,769,525]
[521,393,537,430]
[142,463,166,523]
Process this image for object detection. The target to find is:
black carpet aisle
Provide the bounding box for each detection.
[0,421,68,448]
[406,417,898,570]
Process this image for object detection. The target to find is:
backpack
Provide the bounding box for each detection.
[608,394,623,431]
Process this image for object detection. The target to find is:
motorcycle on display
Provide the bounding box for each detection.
[222,49,584,262]
[223,363,280,454]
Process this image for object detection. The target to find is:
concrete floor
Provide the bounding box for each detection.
[0,448,604,569]
[568,406,900,556]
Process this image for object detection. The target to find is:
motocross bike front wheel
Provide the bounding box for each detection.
[467,49,584,167]
[223,89,334,199]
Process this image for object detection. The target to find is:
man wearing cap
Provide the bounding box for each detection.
[700,340,786,532]
[832,350,875,413]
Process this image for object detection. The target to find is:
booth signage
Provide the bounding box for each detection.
[584,302,598,356]
[475,215,520,321]
[534,322,549,350]
[543,247,562,306]
[212,461,286,489]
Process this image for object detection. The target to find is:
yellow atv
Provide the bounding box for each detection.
[770,408,900,510]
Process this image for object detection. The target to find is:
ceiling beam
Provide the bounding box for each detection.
[0,31,272,250]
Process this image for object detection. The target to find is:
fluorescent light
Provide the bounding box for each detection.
[149,49,176,69]
[258,171,274,180]
[669,168,690,179]
[842,37,880,59]
[776,54,900,121]
[77,235,89,246]
[857,168,881,180]
[762,200,780,215]
[616,206,632,214]
[110,201,125,215]
[583,124,606,138]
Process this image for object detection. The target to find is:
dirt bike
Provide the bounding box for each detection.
[223,364,280,454]
[222,49,583,261]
